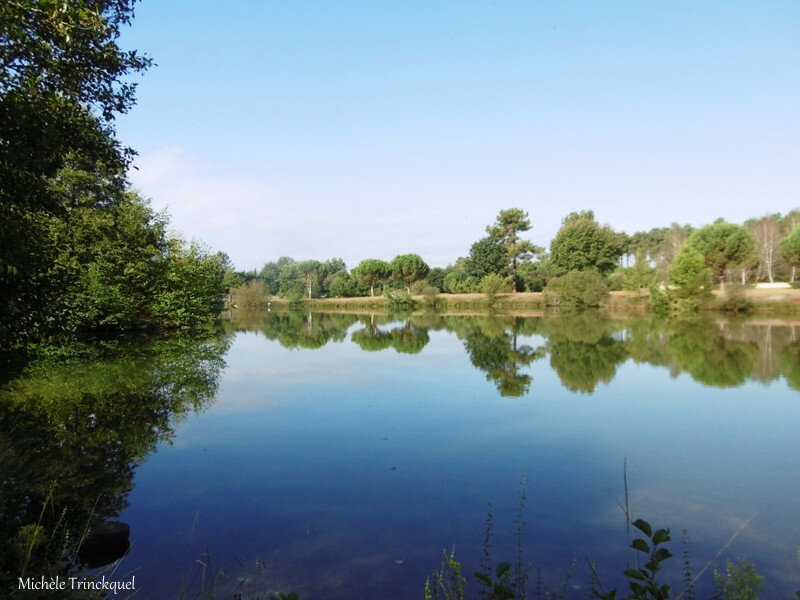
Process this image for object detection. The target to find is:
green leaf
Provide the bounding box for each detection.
[653,548,672,562]
[623,569,647,581]
[631,538,650,554]
[652,529,671,545]
[630,581,646,596]
[496,562,512,579]
[474,572,492,587]
[632,519,652,537]
[495,584,515,600]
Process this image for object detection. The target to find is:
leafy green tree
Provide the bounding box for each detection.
[466,236,508,279]
[259,259,285,294]
[352,258,391,297]
[390,254,430,292]
[1,1,151,347]
[668,244,712,298]
[425,267,447,292]
[296,259,322,298]
[549,211,623,276]
[486,208,541,290]
[623,252,657,296]
[324,271,357,297]
[152,240,226,326]
[779,225,800,276]
[688,222,757,290]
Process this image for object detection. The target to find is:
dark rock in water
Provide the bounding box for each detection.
[78,521,130,568]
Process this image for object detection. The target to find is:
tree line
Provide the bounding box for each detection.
[232,208,800,308]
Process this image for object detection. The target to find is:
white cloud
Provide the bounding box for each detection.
[128,145,484,270]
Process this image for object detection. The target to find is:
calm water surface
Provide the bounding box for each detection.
[3,311,800,598]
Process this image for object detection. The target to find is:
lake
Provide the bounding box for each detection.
[2,310,799,598]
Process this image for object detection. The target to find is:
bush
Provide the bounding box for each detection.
[411,280,440,308]
[231,279,271,308]
[649,284,670,316]
[607,268,626,291]
[283,289,304,308]
[721,285,753,313]
[384,289,415,312]
[544,270,609,307]
[480,273,510,304]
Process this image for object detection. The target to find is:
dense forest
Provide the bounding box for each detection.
[230,208,800,308]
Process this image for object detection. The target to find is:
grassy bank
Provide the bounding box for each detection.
[258,288,800,314]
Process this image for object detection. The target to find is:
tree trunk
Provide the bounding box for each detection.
[719,270,726,292]
[370,285,374,297]
[512,258,517,292]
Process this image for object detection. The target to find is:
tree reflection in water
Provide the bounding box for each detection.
[226,309,800,395]
[0,330,230,589]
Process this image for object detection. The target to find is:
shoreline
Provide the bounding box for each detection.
[246,288,800,314]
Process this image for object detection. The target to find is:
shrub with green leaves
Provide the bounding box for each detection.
[384,289,416,312]
[669,244,712,299]
[231,279,271,308]
[713,559,763,600]
[544,269,609,307]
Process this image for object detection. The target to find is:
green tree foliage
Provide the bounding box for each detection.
[623,253,657,296]
[779,225,800,273]
[544,269,609,307]
[548,211,623,276]
[486,208,541,290]
[352,258,391,297]
[688,222,757,290]
[1,1,152,347]
[384,289,416,312]
[151,240,226,327]
[324,271,357,297]
[259,259,286,294]
[425,267,447,292]
[668,244,712,299]
[19,169,226,331]
[296,259,322,299]
[391,254,430,292]
[466,236,508,279]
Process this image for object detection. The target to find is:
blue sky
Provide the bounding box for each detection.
[116,1,800,270]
